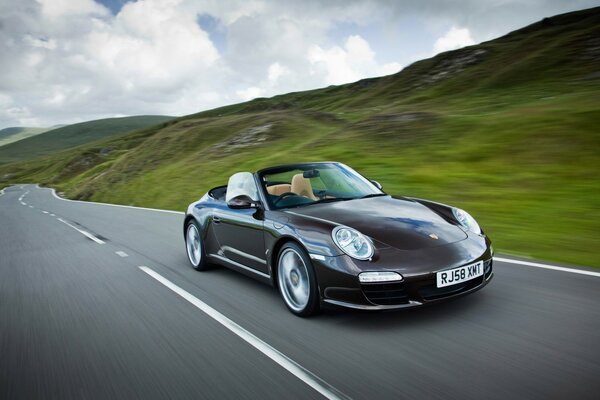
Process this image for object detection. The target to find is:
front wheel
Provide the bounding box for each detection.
[277,242,320,317]
[185,220,208,271]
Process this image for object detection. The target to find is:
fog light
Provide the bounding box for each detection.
[359,271,403,283]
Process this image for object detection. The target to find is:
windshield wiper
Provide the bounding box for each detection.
[358,193,388,199]
[310,197,354,205]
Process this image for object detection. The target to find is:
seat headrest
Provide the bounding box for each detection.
[291,174,317,200]
[226,172,258,202]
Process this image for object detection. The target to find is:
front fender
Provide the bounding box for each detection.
[264,210,342,258]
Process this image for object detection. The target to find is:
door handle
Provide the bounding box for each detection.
[213,216,222,224]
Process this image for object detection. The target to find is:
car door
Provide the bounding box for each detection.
[212,172,268,275]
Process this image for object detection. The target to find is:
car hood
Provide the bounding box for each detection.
[284,196,468,251]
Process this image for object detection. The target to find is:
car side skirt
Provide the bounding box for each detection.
[207,254,272,284]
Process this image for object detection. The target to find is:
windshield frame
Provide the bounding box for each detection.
[256,162,385,211]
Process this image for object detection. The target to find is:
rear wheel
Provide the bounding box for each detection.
[185,220,208,271]
[277,242,320,317]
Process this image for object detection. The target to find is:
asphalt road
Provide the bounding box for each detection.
[1,184,598,399]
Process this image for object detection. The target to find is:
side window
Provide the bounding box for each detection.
[226,172,259,202]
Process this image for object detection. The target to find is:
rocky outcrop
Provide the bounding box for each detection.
[412,48,488,90]
[212,123,273,153]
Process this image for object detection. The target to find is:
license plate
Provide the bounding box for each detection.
[436,261,483,288]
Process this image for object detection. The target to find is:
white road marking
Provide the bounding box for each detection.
[139,266,349,400]
[29,205,34,208]
[48,187,183,215]
[57,218,105,244]
[115,251,128,257]
[42,211,48,214]
[494,257,600,278]
[18,190,30,202]
[20,202,26,205]
[50,213,55,217]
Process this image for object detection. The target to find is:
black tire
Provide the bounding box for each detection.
[276,242,320,317]
[185,220,208,271]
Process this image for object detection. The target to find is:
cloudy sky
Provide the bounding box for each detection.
[0,0,597,128]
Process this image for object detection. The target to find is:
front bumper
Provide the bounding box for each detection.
[317,257,494,310]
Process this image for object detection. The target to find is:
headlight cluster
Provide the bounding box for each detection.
[332,226,374,260]
[453,208,482,235]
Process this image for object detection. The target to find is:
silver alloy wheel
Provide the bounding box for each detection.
[278,248,310,312]
[186,224,201,267]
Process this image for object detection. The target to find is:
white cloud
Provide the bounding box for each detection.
[0,0,596,128]
[89,0,219,88]
[0,0,225,126]
[267,62,289,83]
[236,86,264,101]
[308,35,401,85]
[23,35,58,50]
[37,0,109,19]
[433,27,476,54]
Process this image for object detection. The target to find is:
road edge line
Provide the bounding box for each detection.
[44,185,184,215]
[138,266,350,400]
[494,257,600,278]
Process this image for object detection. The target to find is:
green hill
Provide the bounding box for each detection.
[1,7,599,267]
[0,127,55,147]
[0,115,173,164]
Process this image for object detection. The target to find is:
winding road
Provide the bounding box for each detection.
[1,184,598,399]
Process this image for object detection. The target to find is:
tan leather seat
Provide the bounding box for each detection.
[291,174,318,200]
[267,184,291,196]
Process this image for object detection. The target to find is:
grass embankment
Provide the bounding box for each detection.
[1,7,599,267]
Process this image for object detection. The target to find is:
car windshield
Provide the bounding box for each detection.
[259,163,385,210]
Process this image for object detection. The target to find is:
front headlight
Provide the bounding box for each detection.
[332,226,374,260]
[453,208,482,235]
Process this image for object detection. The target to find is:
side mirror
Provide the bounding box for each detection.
[370,180,383,190]
[227,194,260,209]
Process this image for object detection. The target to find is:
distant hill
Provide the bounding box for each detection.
[0,115,173,164]
[0,127,55,147]
[1,7,599,267]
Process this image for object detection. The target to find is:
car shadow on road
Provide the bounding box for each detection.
[318,291,493,329]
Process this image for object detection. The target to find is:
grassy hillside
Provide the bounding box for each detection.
[0,127,55,147]
[0,115,173,164]
[1,7,599,267]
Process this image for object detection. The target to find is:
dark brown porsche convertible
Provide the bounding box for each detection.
[183,162,493,316]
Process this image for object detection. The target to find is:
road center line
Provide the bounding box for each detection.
[494,257,600,278]
[57,218,105,244]
[42,211,48,214]
[18,190,30,202]
[138,266,349,400]
[115,251,128,257]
